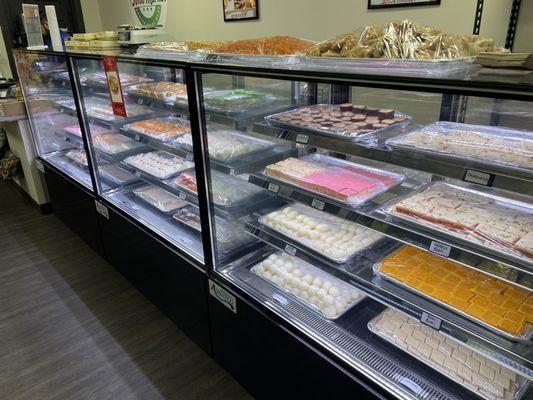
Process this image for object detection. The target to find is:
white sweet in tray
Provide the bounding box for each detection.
[124,151,193,179]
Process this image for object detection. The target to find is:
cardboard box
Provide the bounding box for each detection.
[0,99,26,117]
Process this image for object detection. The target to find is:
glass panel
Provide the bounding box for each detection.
[14,51,94,189]
[198,71,533,399]
[71,56,203,264]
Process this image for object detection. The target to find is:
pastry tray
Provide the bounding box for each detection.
[203,89,279,116]
[264,153,406,208]
[92,133,146,158]
[368,309,530,400]
[166,170,270,213]
[122,151,194,180]
[249,250,366,320]
[257,202,385,264]
[122,116,191,143]
[373,251,533,342]
[381,181,533,264]
[99,164,139,186]
[65,150,89,168]
[386,121,533,175]
[125,82,188,104]
[133,185,189,215]
[266,104,412,144]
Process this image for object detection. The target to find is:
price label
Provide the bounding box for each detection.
[285,244,297,256]
[267,183,279,193]
[135,171,141,178]
[179,192,187,200]
[209,280,237,313]
[420,312,442,330]
[35,159,45,173]
[229,169,236,176]
[399,377,423,396]
[311,199,325,211]
[296,134,309,144]
[429,241,451,258]
[137,98,144,105]
[272,293,288,305]
[185,153,193,162]
[95,200,109,219]
[134,134,141,142]
[463,169,494,187]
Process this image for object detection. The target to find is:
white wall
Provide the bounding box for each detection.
[514,0,533,52]
[88,0,514,46]
[81,0,104,32]
[0,28,12,78]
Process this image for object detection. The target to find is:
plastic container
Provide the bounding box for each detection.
[168,170,265,211]
[387,121,533,173]
[259,203,384,263]
[266,104,411,142]
[265,153,405,207]
[92,133,144,156]
[368,308,529,400]
[383,181,533,262]
[373,246,533,341]
[251,251,365,319]
[133,185,188,214]
[203,89,278,115]
[174,127,276,162]
[123,151,194,180]
[85,101,153,123]
[126,82,187,102]
[99,164,139,186]
[65,149,88,167]
[123,116,190,142]
[64,123,110,137]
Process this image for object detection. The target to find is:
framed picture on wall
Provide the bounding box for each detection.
[223,0,259,21]
[368,0,441,9]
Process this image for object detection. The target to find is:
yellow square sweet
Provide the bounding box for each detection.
[454,289,475,304]
[498,318,524,336]
[483,311,503,328]
[465,303,488,319]
[504,287,529,303]
[471,295,490,309]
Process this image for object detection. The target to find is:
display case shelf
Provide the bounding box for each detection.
[241,213,533,379]
[252,122,533,197]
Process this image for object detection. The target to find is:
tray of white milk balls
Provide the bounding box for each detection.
[251,251,365,319]
[259,203,385,263]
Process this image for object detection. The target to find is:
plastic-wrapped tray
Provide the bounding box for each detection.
[266,104,411,142]
[251,251,365,319]
[265,153,405,207]
[373,246,533,341]
[368,308,529,400]
[122,151,194,180]
[174,127,276,162]
[386,121,533,174]
[172,205,255,254]
[86,102,153,122]
[92,133,144,156]
[99,164,139,186]
[65,149,88,167]
[203,89,278,116]
[64,123,110,137]
[84,72,152,88]
[167,170,266,211]
[123,116,190,142]
[133,185,188,214]
[259,203,384,263]
[126,82,187,103]
[383,181,533,262]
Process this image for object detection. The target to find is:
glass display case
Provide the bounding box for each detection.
[14,51,95,190]
[196,67,533,400]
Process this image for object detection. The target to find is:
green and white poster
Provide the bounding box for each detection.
[129,0,167,27]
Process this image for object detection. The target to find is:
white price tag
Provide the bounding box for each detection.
[311,199,325,211]
[420,312,442,330]
[285,244,297,256]
[134,134,141,142]
[429,241,451,258]
[272,293,288,305]
[267,183,279,193]
[185,153,193,162]
[296,133,309,144]
[135,171,141,178]
[95,200,109,219]
[399,377,423,396]
[463,169,493,186]
[137,98,144,105]
[229,169,236,176]
[35,159,45,173]
[179,192,187,200]
[209,280,237,313]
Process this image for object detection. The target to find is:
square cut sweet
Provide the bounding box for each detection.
[515,231,533,257]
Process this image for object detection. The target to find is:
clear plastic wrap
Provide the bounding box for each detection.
[384,182,533,262]
[133,185,188,214]
[99,164,138,186]
[251,251,365,319]
[168,170,264,209]
[92,133,144,155]
[374,246,533,340]
[65,149,88,167]
[64,123,109,137]
[260,203,384,263]
[62,98,152,123]
[135,42,209,62]
[203,89,278,115]
[213,36,314,55]
[368,308,529,400]
[126,82,187,102]
[174,127,275,162]
[123,116,190,142]
[266,103,411,141]
[387,121,533,173]
[84,72,152,87]
[265,154,405,206]
[123,151,193,180]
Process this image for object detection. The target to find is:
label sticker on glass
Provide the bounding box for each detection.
[399,377,423,396]
[267,182,279,193]
[135,171,141,178]
[229,169,236,176]
[209,279,237,313]
[420,312,442,330]
[35,159,45,173]
[95,200,109,219]
[134,134,141,142]
[429,241,451,258]
[185,153,193,162]
[137,98,144,105]
[179,192,187,200]
[285,244,297,256]
[311,199,325,211]
[296,133,309,144]
[272,293,288,305]
[463,169,494,187]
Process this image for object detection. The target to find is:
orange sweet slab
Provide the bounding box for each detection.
[448,297,470,310]
[489,304,507,317]
[518,304,533,323]
[471,295,491,309]
[454,289,475,303]
[491,294,507,307]
[498,318,524,336]
[465,303,488,319]
[483,311,504,328]
[504,287,529,303]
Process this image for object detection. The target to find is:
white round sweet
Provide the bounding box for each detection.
[323,294,335,306]
[329,286,340,297]
[323,281,332,292]
[312,277,323,288]
[324,307,336,318]
[293,268,303,278]
[303,274,313,285]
